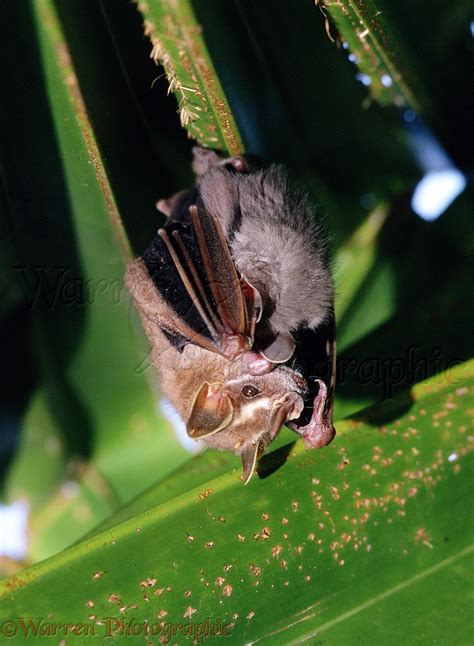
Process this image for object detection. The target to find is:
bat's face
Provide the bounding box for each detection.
[187,366,307,480]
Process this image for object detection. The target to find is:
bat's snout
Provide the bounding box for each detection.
[289,371,307,393]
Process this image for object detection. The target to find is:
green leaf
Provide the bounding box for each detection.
[3,394,67,514]
[1,362,472,643]
[335,204,391,351]
[336,191,473,420]
[318,0,425,111]
[0,0,190,562]
[136,0,244,155]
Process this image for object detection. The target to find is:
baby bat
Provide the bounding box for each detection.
[125,147,335,482]
[151,146,334,373]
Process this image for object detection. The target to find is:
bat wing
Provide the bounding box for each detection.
[143,204,256,360]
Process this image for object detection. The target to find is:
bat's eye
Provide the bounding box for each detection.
[241,384,260,398]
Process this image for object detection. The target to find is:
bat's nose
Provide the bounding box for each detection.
[290,371,307,393]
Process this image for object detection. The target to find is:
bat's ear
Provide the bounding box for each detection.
[187,382,234,439]
[241,442,260,485]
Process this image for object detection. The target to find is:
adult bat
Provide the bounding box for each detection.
[125,147,335,482]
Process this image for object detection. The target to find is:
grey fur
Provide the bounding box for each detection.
[198,162,333,338]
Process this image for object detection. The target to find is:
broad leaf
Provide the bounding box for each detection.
[1,362,472,644]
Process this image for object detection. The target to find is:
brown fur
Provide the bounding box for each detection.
[125,259,306,456]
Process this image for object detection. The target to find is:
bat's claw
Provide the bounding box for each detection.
[223,156,248,173]
[289,379,335,448]
[192,146,249,176]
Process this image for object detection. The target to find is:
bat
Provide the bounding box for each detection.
[125,260,334,484]
[125,147,335,482]
[150,146,334,371]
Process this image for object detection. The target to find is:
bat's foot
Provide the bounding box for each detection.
[192,145,249,177]
[223,156,248,173]
[289,379,335,448]
[192,146,222,176]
